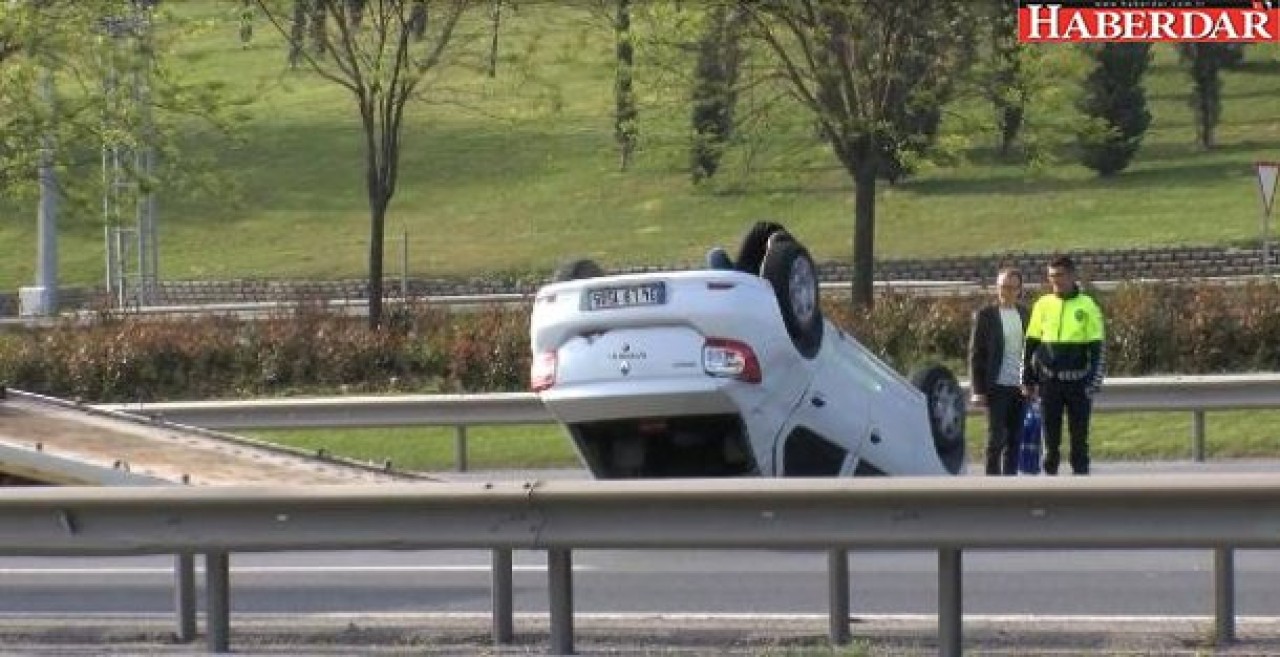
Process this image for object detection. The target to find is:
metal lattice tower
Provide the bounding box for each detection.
[101,1,158,308]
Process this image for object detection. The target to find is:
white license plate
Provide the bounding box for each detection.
[585,282,666,310]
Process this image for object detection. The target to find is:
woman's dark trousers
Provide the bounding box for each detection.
[986,385,1026,476]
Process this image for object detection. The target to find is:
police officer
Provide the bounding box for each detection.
[1021,255,1105,475]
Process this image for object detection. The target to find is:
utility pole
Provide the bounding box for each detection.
[34,67,57,314]
[101,0,159,308]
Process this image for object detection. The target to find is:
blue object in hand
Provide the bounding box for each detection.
[1017,402,1042,475]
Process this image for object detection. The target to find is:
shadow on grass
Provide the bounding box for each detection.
[710,183,853,197]
[1228,59,1280,75]
[734,162,848,174]
[902,157,1263,197]
[963,133,1280,167]
[1151,87,1280,102]
[1137,137,1280,160]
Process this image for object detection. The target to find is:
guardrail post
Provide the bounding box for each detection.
[173,553,196,642]
[938,548,962,657]
[1214,547,1235,645]
[206,551,230,654]
[1192,411,1206,463]
[455,426,468,473]
[827,549,850,645]
[548,548,574,655]
[492,548,514,644]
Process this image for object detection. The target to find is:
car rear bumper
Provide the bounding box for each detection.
[539,378,740,424]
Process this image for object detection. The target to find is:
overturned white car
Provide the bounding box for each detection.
[529,222,965,478]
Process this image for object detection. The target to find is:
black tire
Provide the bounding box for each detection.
[909,365,966,475]
[734,220,787,275]
[760,237,823,358]
[551,258,604,282]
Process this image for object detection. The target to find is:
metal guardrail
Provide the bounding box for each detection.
[98,391,543,429]
[0,475,1273,655]
[96,374,1280,469]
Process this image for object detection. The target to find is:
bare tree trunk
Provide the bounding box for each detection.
[360,94,388,329]
[287,0,307,68]
[487,0,501,77]
[309,0,327,56]
[409,0,427,41]
[851,164,877,309]
[367,196,386,329]
[347,0,366,28]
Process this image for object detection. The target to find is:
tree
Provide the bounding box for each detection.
[485,0,501,76]
[286,0,307,67]
[2,1,238,210]
[308,0,327,55]
[0,22,18,63]
[409,0,426,40]
[874,6,978,184]
[1077,43,1151,177]
[254,0,480,328]
[1177,43,1234,150]
[1219,43,1246,68]
[239,0,255,48]
[1,1,75,191]
[740,1,975,308]
[987,0,1026,157]
[689,5,743,183]
[613,0,636,171]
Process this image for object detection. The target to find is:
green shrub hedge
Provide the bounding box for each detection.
[828,280,1280,376]
[1,281,1276,402]
[0,303,520,401]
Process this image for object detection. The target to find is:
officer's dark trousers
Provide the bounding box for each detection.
[985,385,1025,476]
[1041,380,1092,475]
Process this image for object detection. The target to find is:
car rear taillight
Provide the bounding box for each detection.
[702,338,761,383]
[530,351,557,392]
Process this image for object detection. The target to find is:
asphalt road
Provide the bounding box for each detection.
[1,460,1278,654]
[2,547,1280,655]
[1,548,1279,616]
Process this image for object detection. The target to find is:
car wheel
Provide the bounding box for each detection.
[551,258,604,282]
[761,236,823,358]
[910,364,966,475]
[734,220,787,275]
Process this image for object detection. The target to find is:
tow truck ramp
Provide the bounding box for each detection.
[0,389,432,486]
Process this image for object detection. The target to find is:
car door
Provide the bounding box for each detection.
[771,331,873,476]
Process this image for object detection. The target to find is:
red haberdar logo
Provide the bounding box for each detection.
[1018,1,1279,43]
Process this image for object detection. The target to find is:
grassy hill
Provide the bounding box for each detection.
[2,4,1279,291]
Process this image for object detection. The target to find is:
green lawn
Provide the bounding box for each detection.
[247,409,1280,473]
[1,4,1278,289]
[247,424,579,472]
